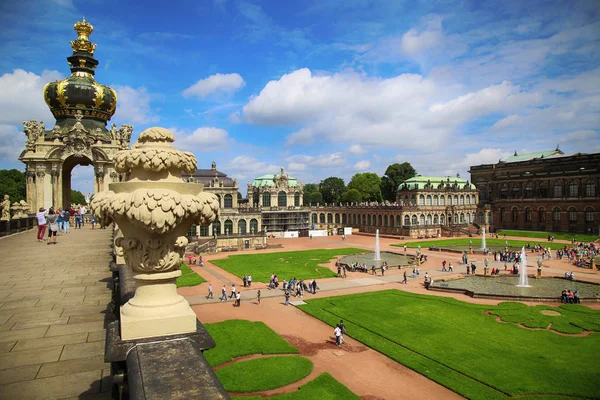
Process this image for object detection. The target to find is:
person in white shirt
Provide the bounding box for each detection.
[334,324,342,346]
[36,207,48,242]
[79,205,87,226]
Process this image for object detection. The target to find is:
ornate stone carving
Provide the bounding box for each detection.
[62,111,95,157]
[117,124,133,150]
[23,121,45,152]
[36,171,46,179]
[90,127,219,340]
[1,195,10,221]
[10,200,29,219]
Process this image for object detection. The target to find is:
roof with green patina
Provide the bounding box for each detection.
[501,149,563,163]
[252,174,299,187]
[398,176,475,190]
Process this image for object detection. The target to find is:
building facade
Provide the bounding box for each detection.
[469,150,600,234]
[310,176,479,238]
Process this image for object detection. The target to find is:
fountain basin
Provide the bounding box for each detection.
[429,276,600,302]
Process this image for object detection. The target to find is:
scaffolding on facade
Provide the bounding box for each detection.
[262,209,310,232]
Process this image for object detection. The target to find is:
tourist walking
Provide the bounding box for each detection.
[448,262,453,272]
[235,292,241,307]
[229,284,237,299]
[79,205,86,227]
[46,208,59,245]
[243,274,248,287]
[36,207,47,242]
[248,275,252,287]
[334,324,342,346]
[220,285,227,301]
[380,264,385,276]
[284,291,290,306]
[404,244,407,252]
[442,260,447,272]
[62,207,70,233]
[207,283,213,299]
[256,289,261,304]
[401,271,407,284]
[339,320,346,344]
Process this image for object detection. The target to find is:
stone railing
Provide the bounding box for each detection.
[0,216,36,237]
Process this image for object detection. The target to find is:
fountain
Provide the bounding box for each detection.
[516,246,531,287]
[374,229,381,265]
[481,227,486,251]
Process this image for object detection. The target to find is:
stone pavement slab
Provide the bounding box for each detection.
[0,227,113,399]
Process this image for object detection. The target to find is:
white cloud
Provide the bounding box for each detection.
[348,144,365,155]
[286,153,346,168]
[285,127,314,146]
[560,130,598,143]
[353,160,370,170]
[400,17,443,56]
[112,86,159,125]
[174,127,231,153]
[222,155,280,184]
[182,73,245,99]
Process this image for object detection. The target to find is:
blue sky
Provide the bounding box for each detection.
[0,0,598,194]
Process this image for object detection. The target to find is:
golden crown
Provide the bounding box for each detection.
[70,17,97,55]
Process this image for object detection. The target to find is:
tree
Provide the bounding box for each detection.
[319,177,345,204]
[340,188,362,204]
[380,162,417,202]
[71,190,86,205]
[0,169,26,204]
[347,173,382,202]
[310,192,323,205]
[303,183,319,205]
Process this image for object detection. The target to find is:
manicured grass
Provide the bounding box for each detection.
[299,290,600,399]
[216,356,313,393]
[203,320,298,367]
[232,372,361,400]
[211,248,363,283]
[176,263,207,288]
[393,238,568,251]
[497,230,598,242]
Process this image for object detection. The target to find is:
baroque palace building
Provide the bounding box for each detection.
[469,149,600,234]
[310,176,479,238]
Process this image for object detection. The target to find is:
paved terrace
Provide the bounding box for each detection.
[0,227,113,400]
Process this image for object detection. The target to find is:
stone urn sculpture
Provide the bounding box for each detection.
[91,127,219,340]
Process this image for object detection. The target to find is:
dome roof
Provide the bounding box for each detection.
[42,18,117,137]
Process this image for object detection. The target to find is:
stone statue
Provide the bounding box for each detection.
[109,123,118,141]
[117,124,133,150]
[1,195,10,221]
[23,120,45,152]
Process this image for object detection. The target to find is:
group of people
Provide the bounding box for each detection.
[561,289,580,303]
[441,260,454,272]
[333,320,346,346]
[35,204,92,244]
[187,255,204,266]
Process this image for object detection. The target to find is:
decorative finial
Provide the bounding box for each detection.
[70,18,97,55]
[514,150,517,156]
[211,161,216,171]
[556,143,560,151]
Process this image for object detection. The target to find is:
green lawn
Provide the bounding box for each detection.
[497,230,598,242]
[176,263,207,288]
[204,320,359,398]
[298,290,600,399]
[216,356,313,392]
[393,238,568,251]
[211,248,363,283]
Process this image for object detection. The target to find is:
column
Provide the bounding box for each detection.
[51,169,62,209]
[36,171,45,211]
[26,168,36,212]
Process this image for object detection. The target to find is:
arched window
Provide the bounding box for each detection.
[466,195,471,205]
[568,207,577,222]
[262,192,271,207]
[453,214,458,224]
[362,214,366,225]
[250,218,258,233]
[278,191,287,207]
[525,207,531,221]
[487,212,492,223]
[419,195,425,206]
[215,194,221,207]
[524,183,533,198]
[472,213,476,223]
[537,181,548,198]
[553,207,561,222]
[434,215,439,224]
[224,219,233,234]
[585,180,596,197]
[538,207,545,223]
[320,213,326,224]
[426,214,432,225]
[440,196,445,206]
[294,192,300,206]
[553,181,562,198]
[212,221,221,236]
[472,195,477,204]
[384,215,388,226]
[569,180,578,197]
[367,215,371,225]
[512,207,518,222]
[238,219,247,234]
[511,184,521,199]
[465,213,470,224]
[459,195,464,205]
[419,215,425,225]
[426,195,432,205]
[396,215,401,226]
[404,215,410,226]
[585,207,594,222]
[224,194,233,208]
[311,214,317,224]
[327,213,333,223]
[479,212,484,223]
[499,184,508,199]
[335,214,340,223]
[453,195,458,205]
[460,213,465,224]
[238,192,243,203]
[440,215,445,224]
[412,215,418,225]
[404,195,409,204]
[433,196,438,205]
[378,215,383,226]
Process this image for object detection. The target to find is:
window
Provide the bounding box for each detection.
[278,191,287,207]
[224,219,233,234]
[511,184,521,199]
[537,181,548,198]
[335,214,340,224]
[224,194,233,208]
[262,192,271,207]
[362,214,366,225]
[569,180,578,197]
[585,180,596,197]
[250,218,259,233]
[553,181,562,197]
[212,221,221,236]
[460,213,465,223]
[419,195,425,206]
[440,215,445,224]
[420,215,425,225]
[327,213,333,224]
[553,207,561,222]
[499,184,508,199]
[479,212,484,223]
[465,214,470,224]
[187,224,197,237]
[200,225,209,236]
[238,219,247,234]
[384,215,388,226]
[472,213,476,223]
[378,215,382,226]
[525,207,531,221]
[512,207,518,222]
[487,212,492,223]
[466,195,471,205]
[433,196,439,205]
[453,195,458,205]
[215,194,221,207]
[294,192,300,206]
[459,195,464,205]
[367,215,371,225]
[568,208,577,222]
[453,214,458,224]
[396,215,401,226]
[404,215,410,226]
[538,208,545,223]
[585,207,594,222]
[524,183,533,198]
[412,215,418,225]
[500,207,504,222]
[312,214,317,224]
[426,214,432,225]
[320,213,326,223]
[440,196,445,206]
[434,215,439,224]
[426,195,432,205]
